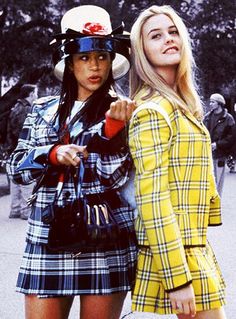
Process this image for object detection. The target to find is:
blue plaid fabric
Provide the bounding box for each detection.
[16,242,137,296]
[7,96,137,295]
[7,97,135,244]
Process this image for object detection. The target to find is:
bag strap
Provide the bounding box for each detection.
[72,160,85,198]
[131,99,173,146]
[27,166,72,206]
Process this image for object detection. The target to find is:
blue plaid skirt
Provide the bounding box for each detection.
[16,240,137,296]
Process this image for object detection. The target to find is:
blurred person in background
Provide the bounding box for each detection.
[5,84,38,219]
[204,93,235,196]
[226,103,236,173]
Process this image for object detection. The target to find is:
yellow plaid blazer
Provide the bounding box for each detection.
[129,89,221,291]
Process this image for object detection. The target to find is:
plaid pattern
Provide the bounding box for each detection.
[128,88,223,294]
[7,97,134,245]
[16,241,137,296]
[7,97,137,295]
[132,242,226,314]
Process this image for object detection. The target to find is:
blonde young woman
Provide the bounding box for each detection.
[128,5,226,319]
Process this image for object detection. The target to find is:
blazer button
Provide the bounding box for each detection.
[210,196,215,203]
[64,191,71,199]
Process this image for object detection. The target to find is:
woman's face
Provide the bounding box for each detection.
[142,14,182,74]
[70,51,112,101]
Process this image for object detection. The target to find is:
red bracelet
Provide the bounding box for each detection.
[49,145,61,166]
[104,112,125,138]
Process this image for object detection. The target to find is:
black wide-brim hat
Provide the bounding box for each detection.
[51,5,131,80]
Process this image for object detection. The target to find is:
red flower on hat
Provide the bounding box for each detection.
[82,22,108,35]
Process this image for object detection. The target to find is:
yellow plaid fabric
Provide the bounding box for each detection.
[129,89,222,294]
[132,242,225,314]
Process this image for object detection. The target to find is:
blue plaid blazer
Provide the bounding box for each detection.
[7,96,134,245]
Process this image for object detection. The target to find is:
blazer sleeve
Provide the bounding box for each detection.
[6,108,54,185]
[94,130,132,189]
[129,107,192,292]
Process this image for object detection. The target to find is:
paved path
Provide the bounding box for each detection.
[0,171,235,318]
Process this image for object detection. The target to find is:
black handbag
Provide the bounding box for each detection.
[42,161,121,253]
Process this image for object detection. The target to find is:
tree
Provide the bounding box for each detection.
[0,0,54,81]
[1,0,235,114]
[190,0,236,107]
[0,0,80,113]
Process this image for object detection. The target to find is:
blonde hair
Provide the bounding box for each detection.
[130,5,203,118]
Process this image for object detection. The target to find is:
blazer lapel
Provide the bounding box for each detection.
[184,111,208,135]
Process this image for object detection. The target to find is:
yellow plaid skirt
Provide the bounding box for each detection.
[132,241,226,315]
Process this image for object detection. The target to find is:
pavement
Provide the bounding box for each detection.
[0,171,236,319]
